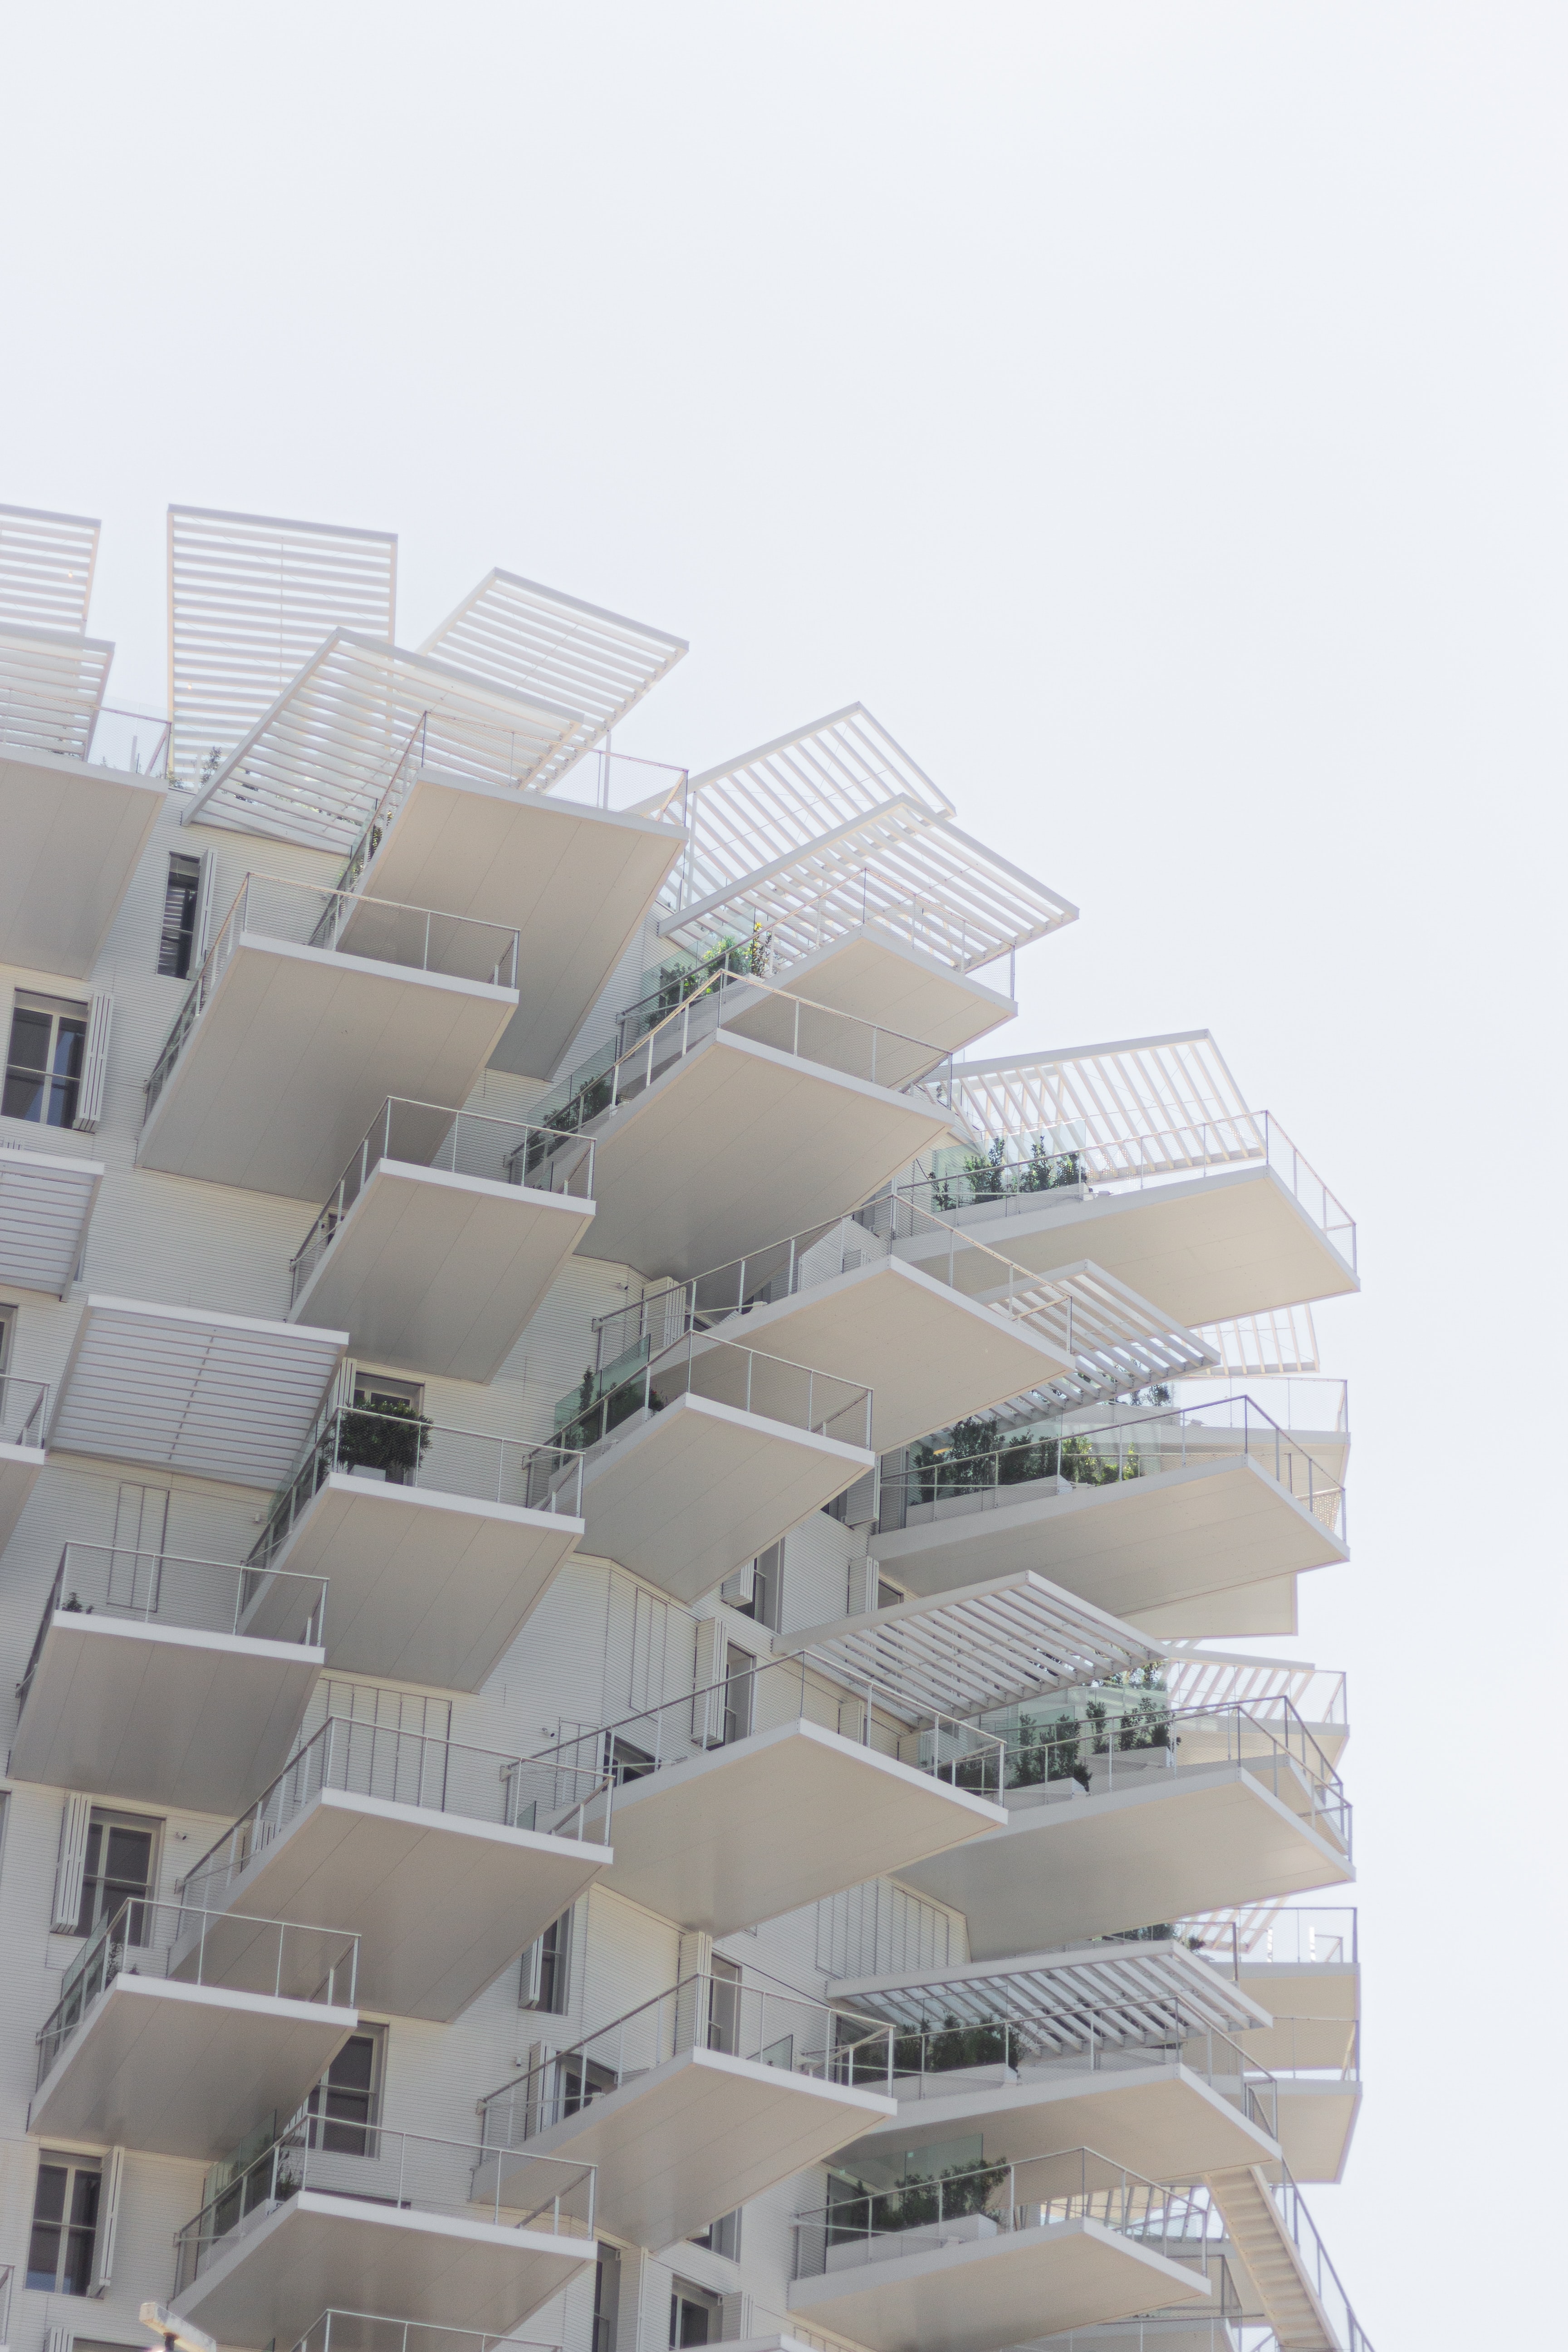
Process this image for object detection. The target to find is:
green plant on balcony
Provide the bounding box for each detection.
[833,2159,1011,2240]
[335,1396,430,1480]
[894,2014,1014,2078]
[1006,1708,1092,1793]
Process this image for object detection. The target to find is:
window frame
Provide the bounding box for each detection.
[157,852,203,979]
[27,2149,102,2296]
[3,991,90,1129]
[74,1806,161,1942]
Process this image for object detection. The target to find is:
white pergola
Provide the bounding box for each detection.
[995,1260,1218,1406]
[167,504,398,784]
[937,1030,1260,1167]
[0,1146,103,1298]
[829,1939,1266,2044]
[1196,1306,1321,1379]
[418,567,688,789]
[0,624,114,761]
[183,630,583,852]
[655,706,1077,976]
[0,503,99,632]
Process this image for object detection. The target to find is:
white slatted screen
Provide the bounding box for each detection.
[0,504,99,632]
[0,624,113,760]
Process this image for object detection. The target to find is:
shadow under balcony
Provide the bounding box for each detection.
[177,1717,612,2021]
[0,1142,103,1297]
[11,1541,326,1813]
[0,1371,49,1549]
[285,1100,595,1382]
[137,872,520,1200]
[475,1969,897,2249]
[29,1897,358,2158]
[172,2123,597,2347]
[0,743,165,977]
[242,1404,583,1691]
[658,924,1018,1064]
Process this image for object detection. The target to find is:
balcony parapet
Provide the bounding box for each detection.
[280,2311,565,2352]
[19,1540,326,1705]
[0,1369,49,1448]
[554,1328,872,1460]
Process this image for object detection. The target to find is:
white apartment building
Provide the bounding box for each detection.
[0,497,1373,2352]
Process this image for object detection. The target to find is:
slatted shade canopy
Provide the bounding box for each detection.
[0,624,114,761]
[1197,1307,1320,1379]
[418,567,687,789]
[184,631,583,852]
[167,505,398,784]
[47,1296,348,1487]
[991,1260,1218,1408]
[0,504,99,632]
[782,1570,1155,1725]
[0,1147,103,1298]
[829,1939,1268,2046]
[938,1031,1258,1171]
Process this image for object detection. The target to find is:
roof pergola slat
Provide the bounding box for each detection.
[828,1940,1268,2040]
[0,503,100,633]
[937,1030,1259,1171]
[0,623,114,762]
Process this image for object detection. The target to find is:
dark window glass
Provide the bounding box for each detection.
[707,1955,742,2055]
[304,2029,382,2154]
[76,1814,156,1940]
[537,1913,567,2010]
[27,2157,100,2293]
[3,998,87,1127]
[158,853,202,978]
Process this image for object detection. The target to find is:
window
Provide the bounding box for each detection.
[721,1646,755,1745]
[669,2281,721,2349]
[706,1955,742,2056]
[723,1542,782,1629]
[593,2248,620,2352]
[28,2151,101,2294]
[557,2052,617,2120]
[604,1733,655,1786]
[876,1578,904,1612]
[157,853,202,978]
[521,1911,572,2013]
[3,993,88,1127]
[0,1302,15,1375]
[75,1808,159,1940]
[303,2025,385,2154]
[353,1373,424,1412]
[688,2209,741,2260]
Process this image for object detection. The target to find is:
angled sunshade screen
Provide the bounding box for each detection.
[183,631,584,853]
[938,1031,1258,1165]
[167,504,398,787]
[0,504,100,633]
[418,568,687,789]
[0,624,114,761]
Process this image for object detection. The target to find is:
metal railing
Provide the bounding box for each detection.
[0,1370,49,1446]
[1185,1904,1359,1977]
[88,704,174,778]
[530,1646,1008,1806]
[1162,1653,1348,1731]
[792,2147,1211,2279]
[479,1965,896,2150]
[173,2125,596,2293]
[550,1327,872,1461]
[145,872,522,1118]
[178,1715,611,1917]
[877,1394,1346,1546]
[289,1097,595,1307]
[1269,2168,1376,2352]
[248,1403,583,1573]
[904,1108,1357,1273]
[285,2313,564,2352]
[36,1897,358,2086]
[17,1541,328,1709]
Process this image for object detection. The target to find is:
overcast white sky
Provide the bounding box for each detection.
[4,6,1563,2340]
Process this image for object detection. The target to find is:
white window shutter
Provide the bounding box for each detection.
[89,2145,124,2294]
[52,1792,93,1931]
[519,1937,544,2007]
[72,993,113,1132]
[45,2326,76,2352]
[691,1619,725,1744]
[720,2292,745,2336]
[524,2039,556,2136]
[193,848,218,964]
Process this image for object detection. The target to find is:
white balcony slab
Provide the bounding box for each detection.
[787,2214,1212,2352]
[287,1161,594,1381]
[580,1392,872,1604]
[244,1473,582,1691]
[848,2061,1276,2182]
[874,1457,1347,1621]
[753,931,1015,1069]
[356,773,684,1082]
[200,1787,610,2020]
[586,1719,1005,1934]
[574,1031,955,1280]
[176,2189,594,2348]
[1273,2078,1361,2183]
[717,1258,1070,1453]
[11,1612,323,1814]
[941,1166,1357,1328]
[29,1975,356,2159]
[898,1765,1352,1956]
[1129,1575,1299,1641]
[47,1296,347,1486]
[0,1144,103,1295]
[486,2046,895,2250]
[137,932,518,1200]
[0,1439,45,1550]
[0,748,165,977]
[1235,1968,1359,2074]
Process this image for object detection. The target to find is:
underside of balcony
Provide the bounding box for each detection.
[748,930,1015,1068]
[0,1438,45,1550]
[1274,2077,1361,2183]
[0,746,165,976]
[1130,1575,1302,1640]
[0,1144,103,1297]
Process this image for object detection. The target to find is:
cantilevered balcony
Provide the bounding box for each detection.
[899,1701,1352,1955]
[242,1404,583,1690]
[11,1541,326,1813]
[538,1648,1006,1932]
[520,967,956,1279]
[552,1332,873,1602]
[1193,1906,1362,2184]
[0,1143,103,1297]
[476,1969,897,2248]
[0,1371,49,1548]
[137,872,521,1199]
[788,2151,1215,2352]
[0,742,164,976]
[286,1101,595,1380]
[271,2309,575,2352]
[178,1716,612,2021]
[29,1897,358,2158]
[172,2125,596,2345]
[872,1396,1348,1627]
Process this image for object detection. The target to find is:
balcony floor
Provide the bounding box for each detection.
[244,1473,583,1692]
[897,1763,1352,1955]
[10,1612,323,1814]
[0,748,165,977]
[573,1031,954,1281]
[484,2046,896,2251]
[288,1160,593,1381]
[176,2189,594,2348]
[200,1787,611,2020]
[29,1975,356,2160]
[586,1719,1005,1934]
[581,1392,872,1605]
[137,931,517,1200]
[0,1440,45,1552]
[787,2214,1213,2352]
[874,1456,1347,1621]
